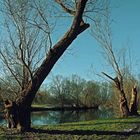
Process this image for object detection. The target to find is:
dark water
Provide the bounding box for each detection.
[0,108,113,126]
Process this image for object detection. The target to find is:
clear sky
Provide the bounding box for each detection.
[44,0,140,84]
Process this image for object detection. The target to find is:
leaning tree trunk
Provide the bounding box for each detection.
[4,0,89,131]
[129,85,138,116]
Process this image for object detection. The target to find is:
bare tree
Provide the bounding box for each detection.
[0,0,111,131]
[129,84,138,115]
[66,75,86,107]
[48,75,68,109]
[91,3,138,117]
[0,0,90,131]
[0,0,52,97]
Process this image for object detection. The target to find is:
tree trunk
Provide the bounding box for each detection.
[119,90,130,117]
[102,73,131,117]
[22,65,29,90]
[129,86,138,116]
[4,0,89,131]
[114,77,130,117]
[4,100,31,131]
[16,106,31,131]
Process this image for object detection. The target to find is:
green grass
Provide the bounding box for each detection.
[1,117,140,139]
[32,104,51,108]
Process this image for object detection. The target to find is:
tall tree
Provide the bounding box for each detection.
[1,0,90,131]
[66,75,86,107]
[0,0,110,131]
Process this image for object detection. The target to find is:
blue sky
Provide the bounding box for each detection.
[45,0,140,84]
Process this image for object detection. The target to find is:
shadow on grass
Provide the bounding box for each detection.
[29,128,140,136]
[49,121,140,128]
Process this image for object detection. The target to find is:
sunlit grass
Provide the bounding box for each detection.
[1,116,140,139]
[32,104,50,108]
[39,116,140,131]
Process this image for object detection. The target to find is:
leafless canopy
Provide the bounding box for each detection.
[0,0,55,96]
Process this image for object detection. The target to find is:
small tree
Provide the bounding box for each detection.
[48,75,69,108]
[66,75,86,107]
[83,81,109,108]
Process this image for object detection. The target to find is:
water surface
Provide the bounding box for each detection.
[0,108,113,126]
[32,108,113,125]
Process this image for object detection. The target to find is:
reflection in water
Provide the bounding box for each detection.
[31,108,113,126]
[0,108,113,126]
[0,113,6,126]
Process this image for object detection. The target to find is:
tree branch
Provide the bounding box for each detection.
[19,42,33,81]
[55,0,75,15]
[102,72,115,82]
[0,50,22,88]
[17,0,89,106]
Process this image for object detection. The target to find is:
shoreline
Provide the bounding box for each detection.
[31,106,99,112]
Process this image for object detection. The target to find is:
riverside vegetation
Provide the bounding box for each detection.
[1,74,140,139]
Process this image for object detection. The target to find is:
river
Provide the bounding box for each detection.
[0,108,113,126]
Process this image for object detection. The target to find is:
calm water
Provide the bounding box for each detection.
[0,108,113,126]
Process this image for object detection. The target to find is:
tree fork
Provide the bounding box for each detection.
[102,72,130,117]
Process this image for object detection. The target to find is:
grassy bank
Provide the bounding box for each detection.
[1,117,140,139]
[31,104,98,111]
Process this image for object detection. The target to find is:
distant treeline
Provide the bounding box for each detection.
[0,74,140,114]
[33,75,112,109]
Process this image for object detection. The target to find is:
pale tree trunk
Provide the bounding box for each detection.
[116,78,130,117]
[119,90,130,117]
[102,72,130,117]
[129,85,138,116]
[4,0,89,131]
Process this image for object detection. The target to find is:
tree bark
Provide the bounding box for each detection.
[4,0,89,131]
[102,72,130,117]
[4,105,31,131]
[129,85,138,116]
[119,90,130,117]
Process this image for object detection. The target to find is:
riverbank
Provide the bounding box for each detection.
[31,104,98,111]
[0,117,140,139]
